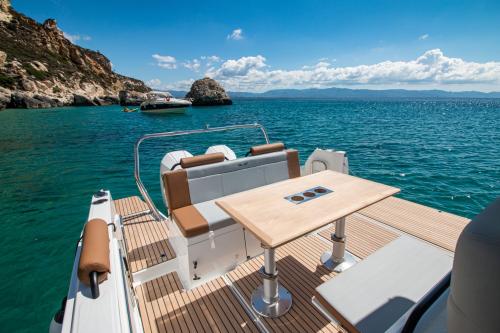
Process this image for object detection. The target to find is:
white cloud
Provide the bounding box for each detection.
[302,62,328,70]
[227,28,244,40]
[201,55,222,67]
[152,54,177,69]
[146,78,194,91]
[63,32,91,43]
[206,55,221,62]
[146,78,162,88]
[163,79,195,91]
[183,59,201,72]
[207,55,266,77]
[153,55,222,72]
[63,32,79,42]
[197,49,500,92]
[419,34,429,40]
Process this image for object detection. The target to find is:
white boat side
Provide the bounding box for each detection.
[140,91,191,114]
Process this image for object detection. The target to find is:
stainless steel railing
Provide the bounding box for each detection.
[134,123,270,221]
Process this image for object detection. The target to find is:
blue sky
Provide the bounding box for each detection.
[13,0,500,92]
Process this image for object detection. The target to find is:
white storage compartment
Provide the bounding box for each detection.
[168,219,247,290]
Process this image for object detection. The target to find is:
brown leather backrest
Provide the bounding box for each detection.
[180,152,225,168]
[286,149,300,178]
[78,218,110,286]
[162,169,191,211]
[250,142,285,156]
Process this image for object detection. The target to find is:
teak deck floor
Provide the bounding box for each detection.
[359,197,469,252]
[115,196,175,273]
[114,196,469,333]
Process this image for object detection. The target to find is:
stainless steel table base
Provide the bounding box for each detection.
[321,217,357,272]
[251,284,292,318]
[320,250,357,273]
[251,247,292,317]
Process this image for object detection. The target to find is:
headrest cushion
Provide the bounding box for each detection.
[250,142,285,156]
[180,152,225,168]
[78,218,110,286]
[448,198,500,332]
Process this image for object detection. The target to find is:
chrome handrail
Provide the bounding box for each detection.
[134,123,270,221]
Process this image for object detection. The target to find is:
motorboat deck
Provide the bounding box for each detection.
[54,123,499,333]
[114,195,469,333]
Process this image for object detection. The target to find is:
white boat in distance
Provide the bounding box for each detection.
[140,91,191,114]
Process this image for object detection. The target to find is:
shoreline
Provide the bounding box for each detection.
[3,95,500,111]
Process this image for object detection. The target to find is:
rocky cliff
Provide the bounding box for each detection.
[186,77,232,106]
[0,0,150,109]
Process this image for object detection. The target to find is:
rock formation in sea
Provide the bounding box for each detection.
[185,77,232,106]
[0,0,150,110]
[118,90,148,106]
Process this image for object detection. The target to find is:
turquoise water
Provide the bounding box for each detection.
[0,99,499,332]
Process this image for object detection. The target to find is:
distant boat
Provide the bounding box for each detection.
[122,107,138,112]
[140,91,191,114]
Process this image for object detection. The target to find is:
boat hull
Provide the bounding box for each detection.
[140,102,190,114]
[140,107,188,114]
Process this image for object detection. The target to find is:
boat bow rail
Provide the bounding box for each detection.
[134,123,270,221]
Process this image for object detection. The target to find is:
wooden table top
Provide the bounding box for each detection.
[215,170,400,248]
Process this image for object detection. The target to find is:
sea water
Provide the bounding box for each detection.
[0,98,499,332]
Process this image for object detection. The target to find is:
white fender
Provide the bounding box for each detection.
[160,150,193,172]
[205,145,237,160]
[304,148,349,175]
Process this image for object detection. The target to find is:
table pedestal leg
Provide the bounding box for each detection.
[251,246,292,317]
[321,217,357,272]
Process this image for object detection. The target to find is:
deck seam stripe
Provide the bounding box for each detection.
[222,275,270,333]
[193,279,228,332]
[212,277,255,332]
[216,277,261,332]
[163,274,189,333]
[204,280,238,332]
[173,274,204,333]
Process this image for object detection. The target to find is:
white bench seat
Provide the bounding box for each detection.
[194,200,235,231]
[163,147,300,238]
[315,236,453,333]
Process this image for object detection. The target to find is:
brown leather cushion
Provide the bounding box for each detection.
[172,206,209,237]
[250,142,285,156]
[180,152,225,168]
[162,169,191,211]
[78,218,110,286]
[286,149,300,178]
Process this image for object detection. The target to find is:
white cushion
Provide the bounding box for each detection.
[316,236,453,333]
[186,152,289,204]
[194,200,235,231]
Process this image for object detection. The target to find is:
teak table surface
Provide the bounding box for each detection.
[215,170,400,248]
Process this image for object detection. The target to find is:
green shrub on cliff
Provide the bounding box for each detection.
[23,64,48,80]
[0,73,15,88]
